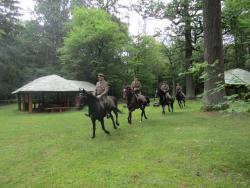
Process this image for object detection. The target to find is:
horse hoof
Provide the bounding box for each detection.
[106,131,110,134]
[91,136,95,139]
[116,123,120,126]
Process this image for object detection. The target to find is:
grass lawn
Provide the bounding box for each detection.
[0,100,250,187]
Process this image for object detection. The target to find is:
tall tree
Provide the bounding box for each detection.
[33,0,70,72]
[126,36,167,93]
[70,0,125,15]
[0,0,22,99]
[59,8,130,96]
[132,0,203,99]
[163,40,185,96]
[203,0,226,110]
[223,0,250,69]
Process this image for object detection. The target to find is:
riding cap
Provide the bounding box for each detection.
[98,73,105,77]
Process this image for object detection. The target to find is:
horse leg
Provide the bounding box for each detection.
[162,105,165,114]
[140,110,143,122]
[181,99,184,108]
[113,108,120,126]
[178,100,182,108]
[140,107,144,122]
[128,111,132,124]
[168,104,171,112]
[171,102,174,112]
[109,112,117,129]
[183,99,185,107]
[91,118,96,139]
[143,107,147,119]
[100,119,110,135]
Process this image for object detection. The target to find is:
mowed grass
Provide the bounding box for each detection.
[0,101,250,188]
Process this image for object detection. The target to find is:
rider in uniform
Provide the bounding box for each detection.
[87,73,109,117]
[131,76,146,102]
[94,73,109,98]
[175,83,185,97]
[160,81,171,99]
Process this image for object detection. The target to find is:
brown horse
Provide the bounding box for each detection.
[155,88,174,114]
[176,90,185,108]
[79,88,120,138]
[123,86,150,124]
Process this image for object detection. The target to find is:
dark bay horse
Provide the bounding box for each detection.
[155,88,174,114]
[123,86,150,124]
[176,90,185,108]
[79,88,120,138]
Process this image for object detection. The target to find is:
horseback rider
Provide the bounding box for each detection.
[130,76,146,102]
[160,81,171,99]
[94,73,109,98]
[92,73,110,117]
[131,76,141,95]
[176,83,185,97]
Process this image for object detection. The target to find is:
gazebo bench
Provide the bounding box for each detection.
[44,106,76,112]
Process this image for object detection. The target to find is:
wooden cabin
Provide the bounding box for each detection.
[12,75,95,112]
[225,68,250,96]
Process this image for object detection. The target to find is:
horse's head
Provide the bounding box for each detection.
[123,86,133,99]
[79,88,87,108]
[156,88,168,101]
[79,88,95,108]
[155,88,163,97]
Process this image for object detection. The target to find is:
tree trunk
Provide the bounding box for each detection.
[172,79,176,96]
[203,0,226,110]
[184,2,195,99]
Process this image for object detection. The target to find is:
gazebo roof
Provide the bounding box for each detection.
[225,68,250,86]
[12,75,95,94]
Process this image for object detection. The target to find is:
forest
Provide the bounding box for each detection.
[1,0,250,109]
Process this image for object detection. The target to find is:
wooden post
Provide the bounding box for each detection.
[67,94,70,107]
[28,93,33,113]
[22,94,25,111]
[75,95,79,107]
[18,94,21,111]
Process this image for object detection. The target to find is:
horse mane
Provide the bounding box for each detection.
[86,91,97,101]
[124,86,134,100]
[157,88,165,99]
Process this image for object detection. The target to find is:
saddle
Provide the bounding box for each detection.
[134,93,147,103]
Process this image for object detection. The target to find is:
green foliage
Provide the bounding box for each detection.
[126,36,167,93]
[161,40,186,93]
[0,0,23,99]
[0,0,70,100]
[34,0,70,47]
[59,8,130,95]
[223,0,250,69]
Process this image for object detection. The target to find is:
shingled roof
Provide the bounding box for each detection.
[225,68,250,86]
[12,75,95,94]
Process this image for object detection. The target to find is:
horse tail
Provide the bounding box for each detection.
[146,96,150,105]
[112,96,118,106]
[171,100,174,112]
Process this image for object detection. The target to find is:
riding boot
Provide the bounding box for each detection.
[167,92,171,99]
[135,94,139,102]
